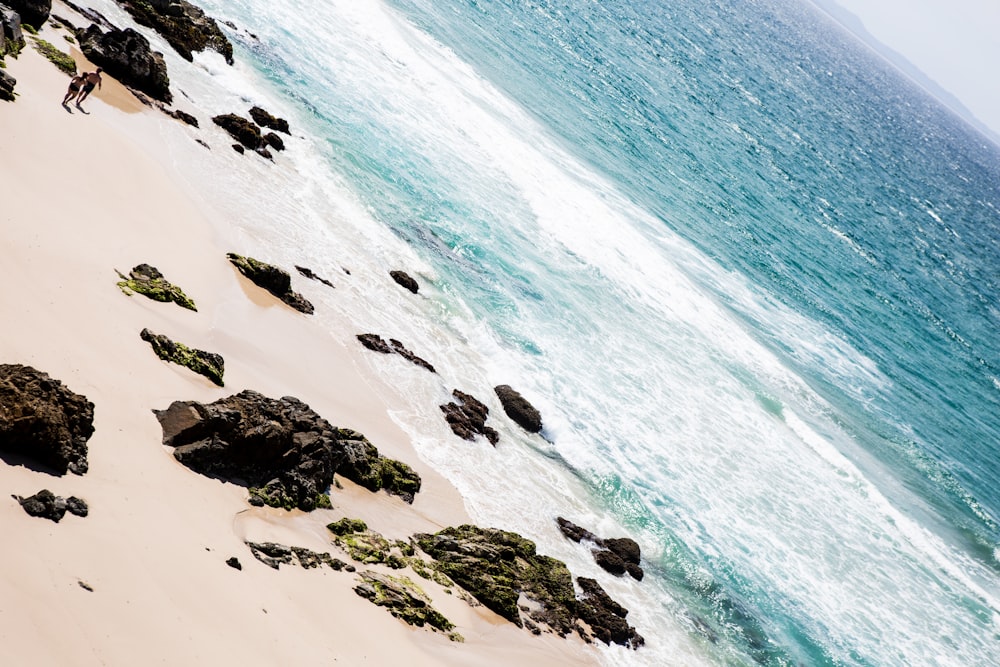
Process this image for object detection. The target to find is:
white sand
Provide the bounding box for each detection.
[0,22,597,667]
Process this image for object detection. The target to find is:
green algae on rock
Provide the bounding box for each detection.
[327,521,412,570]
[29,36,75,74]
[140,328,224,386]
[115,0,234,65]
[334,428,422,503]
[354,570,461,640]
[116,264,197,311]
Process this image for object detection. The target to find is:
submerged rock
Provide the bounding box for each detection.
[14,489,88,522]
[77,24,171,103]
[295,265,334,288]
[389,270,419,294]
[213,114,260,150]
[494,384,543,433]
[248,105,289,134]
[115,0,233,64]
[440,390,498,445]
[226,252,314,314]
[555,517,644,581]
[140,328,224,386]
[356,334,435,373]
[116,263,197,310]
[0,364,94,475]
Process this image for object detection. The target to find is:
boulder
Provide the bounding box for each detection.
[116,263,197,310]
[1,5,25,58]
[0,69,15,101]
[556,516,598,543]
[494,384,542,433]
[334,428,421,503]
[0,364,94,474]
[212,113,260,149]
[440,389,498,445]
[554,517,644,581]
[14,489,88,522]
[154,390,341,511]
[76,24,171,103]
[140,328,225,386]
[576,577,644,648]
[262,131,284,151]
[389,270,419,294]
[226,252,313,314]
[248,105,289,134]
[115,0,233,64]
[5,0,49,29]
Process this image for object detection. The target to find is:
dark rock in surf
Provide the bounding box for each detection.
[576,577,644,648]
[262,131,284,151]
[167,108,198,127]
[295,265,334,288]
[440,389,498,445]
[115,0,233,65]
[77,24,172,103]
[389,270,419,294]
[248,105,289,134]
[356,334,436,373]
[556,517,598,543]
[494,384,542,433]
[213,114,261,149]
[0,364,94,475]
[555,517,644,581]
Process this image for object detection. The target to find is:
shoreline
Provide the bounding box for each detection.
[0,12,603,666]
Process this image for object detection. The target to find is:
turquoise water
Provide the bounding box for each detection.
[140,0,1000,663]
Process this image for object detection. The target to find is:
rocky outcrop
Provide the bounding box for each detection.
[5,0,49,29]
[116,0,233,64]
[140,328,224,386]
[246,540,352,572]
[334,428,421,503]
[356,334,435,373]
[576,577,644,648]
[0,69,15,101]
[1,5,25,58]
[327,519,414,569]
[226,253,314,314]
[295,265,333,288]
[77,24,171,103]
[0,365,94,475]
[355,570,458,637]
[494,384,542,433]
[440,390,498,445]
[14,489,88,522]
[248,105,289,134]
[389,270,419,294]
[212,113,260,149]
[556,517,644,581]
[116,263,197,310]
[154,391,340,511]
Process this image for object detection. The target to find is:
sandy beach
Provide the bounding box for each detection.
[0,12,599,666]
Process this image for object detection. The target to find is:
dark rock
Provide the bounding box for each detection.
[255,146,273,161]
[335,428,421,503]
[262,131,284,151]
[415,525,578,636]
[440,390,498,445]
[61,0,114,29]
[231,143,244,154]
[356,334,435,373]
[328,525,411,569]
[592,549,627,576]
[66,496,88,517]
[494,384,542,433]
[327,517,367,536]
[212,114,260,149]
[76,24,172,103]
[15,489,67,521]
[354,570,457,635]
[0,364,94,475]
[226,556,242,570]
[625,562,644,581]
[576,577,643,648]
[556,517,598,543]
[140,328,225,387]
[0,69,15,101]
[603,537,641,566]
[167,108,198,127]
[227,253,314,314]
[78,580,94,592]
[5,0,50,29]
[246,541,293,569]
[154,390,341,511]
[389,270,419,294]
[248,105,289,134]
[116,263,197,310]
[295,265,333,288]
[115,0,233,64]
[1,5,25,59]
[247,540,348,572]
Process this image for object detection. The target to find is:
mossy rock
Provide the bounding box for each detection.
[327,517,367,536]
[330,526,411,569]
[249,485,330,512]
[140,328,224,386]
[226,252,314,314]
[354,570,458,637]
[30,36,75,75]
[335,429,421,503]
[116,264,197,311]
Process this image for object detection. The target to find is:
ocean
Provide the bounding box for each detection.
[93,0,1000,663]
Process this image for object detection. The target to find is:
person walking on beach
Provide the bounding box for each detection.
[75,68,102,108]
[62,72,86,106]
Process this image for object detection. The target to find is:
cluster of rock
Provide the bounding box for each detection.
[153,390,421,511]
[440,389,499,445]
[4,0,47,29]
[0,364,94,475]
[354,570,459,638]
[115,0,233,65]
[116,263,197,311]
[227,253,313,314]
[14,488,88,522]
[213,107,288,158]
[557,517,644,581]
[0,4,24,100]
[357,334,436,373]
[140,328,225,387]
[77,23,171,102]
[246,540,353,572]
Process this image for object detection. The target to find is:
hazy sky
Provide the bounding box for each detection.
[818,0,1000,140]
